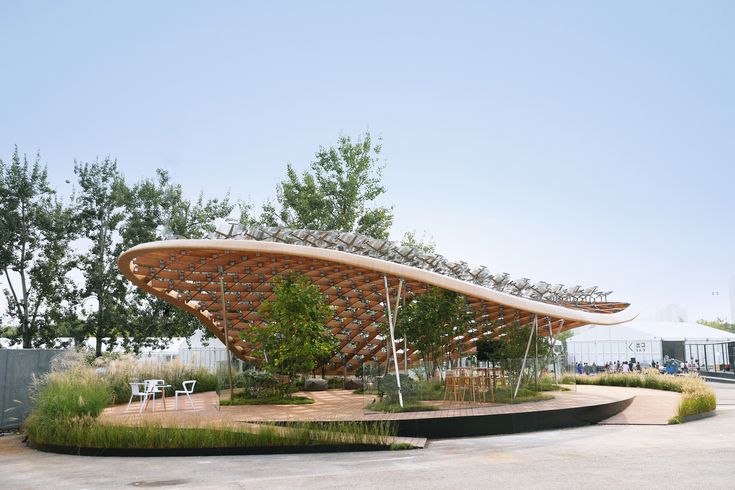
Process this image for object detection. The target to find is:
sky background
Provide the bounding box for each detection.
[1,1,734,322]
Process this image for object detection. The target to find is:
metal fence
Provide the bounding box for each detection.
[0,349,63,430]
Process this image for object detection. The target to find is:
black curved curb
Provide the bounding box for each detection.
[27,440,398,457]
[390,396,635,439]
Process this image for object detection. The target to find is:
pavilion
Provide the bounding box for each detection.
[118,226,636,375]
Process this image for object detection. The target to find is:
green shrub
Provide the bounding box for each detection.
[327,377,345,389]
[377,374,418,404]
[366,400,439,413]
[231,371,293,399]
[220,395,314,406]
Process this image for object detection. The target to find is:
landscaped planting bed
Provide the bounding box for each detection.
[23,353,402,455]
[562,370,717,422]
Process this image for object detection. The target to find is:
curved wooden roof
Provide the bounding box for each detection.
[118,239,636,373]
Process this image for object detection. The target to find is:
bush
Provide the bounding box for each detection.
[327,377,345,389]
[232,371,293,399]
[377,374,418,404]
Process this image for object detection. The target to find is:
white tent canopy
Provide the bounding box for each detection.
[570,321,735,343]
[567,321,735,366]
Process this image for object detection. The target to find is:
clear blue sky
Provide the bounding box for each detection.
[1,1,733,322]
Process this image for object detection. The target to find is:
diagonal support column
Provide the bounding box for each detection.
[514,314,537,399]
[383,275,404,407]
[382,278,403,376]
[218,265,234,401]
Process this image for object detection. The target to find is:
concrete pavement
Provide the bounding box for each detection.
[1,383,733,489]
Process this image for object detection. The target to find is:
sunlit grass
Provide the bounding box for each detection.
[562,370,717,420]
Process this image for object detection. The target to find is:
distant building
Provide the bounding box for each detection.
[567,320,735,367]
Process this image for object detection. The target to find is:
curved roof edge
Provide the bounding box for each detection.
[119,239,638,327]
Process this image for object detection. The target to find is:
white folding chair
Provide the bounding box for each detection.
[175,380,197,410]
[126,382,149,413]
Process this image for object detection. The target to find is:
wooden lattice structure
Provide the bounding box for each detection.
[119,237,635,374]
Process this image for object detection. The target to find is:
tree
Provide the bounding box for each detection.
[74,158,129,357]
[698,318,735,334]
[120,169,235,349]
[246,274,337,381]
[264,132,393,238]
[400,287,474,378]
[0,147,77,347]
[495,321,553,386]
[400,230,436,254]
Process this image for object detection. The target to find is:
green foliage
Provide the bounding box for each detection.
[51,351,219,403]
[677,389,717,419]
[697,318,735,334]
[246,274,337,380]
[231,370,293,399]
[497,322,553,361]
[377,374,418,404]
[367,400,439,413]
[475,338,503,362]
[264,132,393,239]
[0,147,77,348]
[493,387,554,404]
[400,230,436,253]
[73,158,129,356]
[118,169,234,346]
[31,369,112,420]
[566,370,717,420]
[25,419,397,449]
[220,395,314,406]
[400,288,476,376]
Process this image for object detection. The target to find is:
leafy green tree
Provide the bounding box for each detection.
[264,132,393,238]
[120,169,235,349]
[497,321,552,360]
[400,230,436,253]
[698,318,735,334]
[74,158,129,356]
[246,274,337,381]
[0,147,77,347]
[400,287,474,377]
[495,321,553,386]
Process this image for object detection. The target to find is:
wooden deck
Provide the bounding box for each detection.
[102,384,676,426]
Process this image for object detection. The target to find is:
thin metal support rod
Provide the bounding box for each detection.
[514,315,537,399]
[548,317,559,384]
[384,275,403,407]
[218,267,234,402]
[382,278,403,377]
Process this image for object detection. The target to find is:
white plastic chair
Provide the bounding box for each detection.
[126,382,149,413]
[144,379,165,411]
[175,380,197,410]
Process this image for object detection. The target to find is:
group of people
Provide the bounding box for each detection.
[575,358,703,375]
[575,361,643,375]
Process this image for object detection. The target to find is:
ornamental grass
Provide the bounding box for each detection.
[561,369,716,420]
